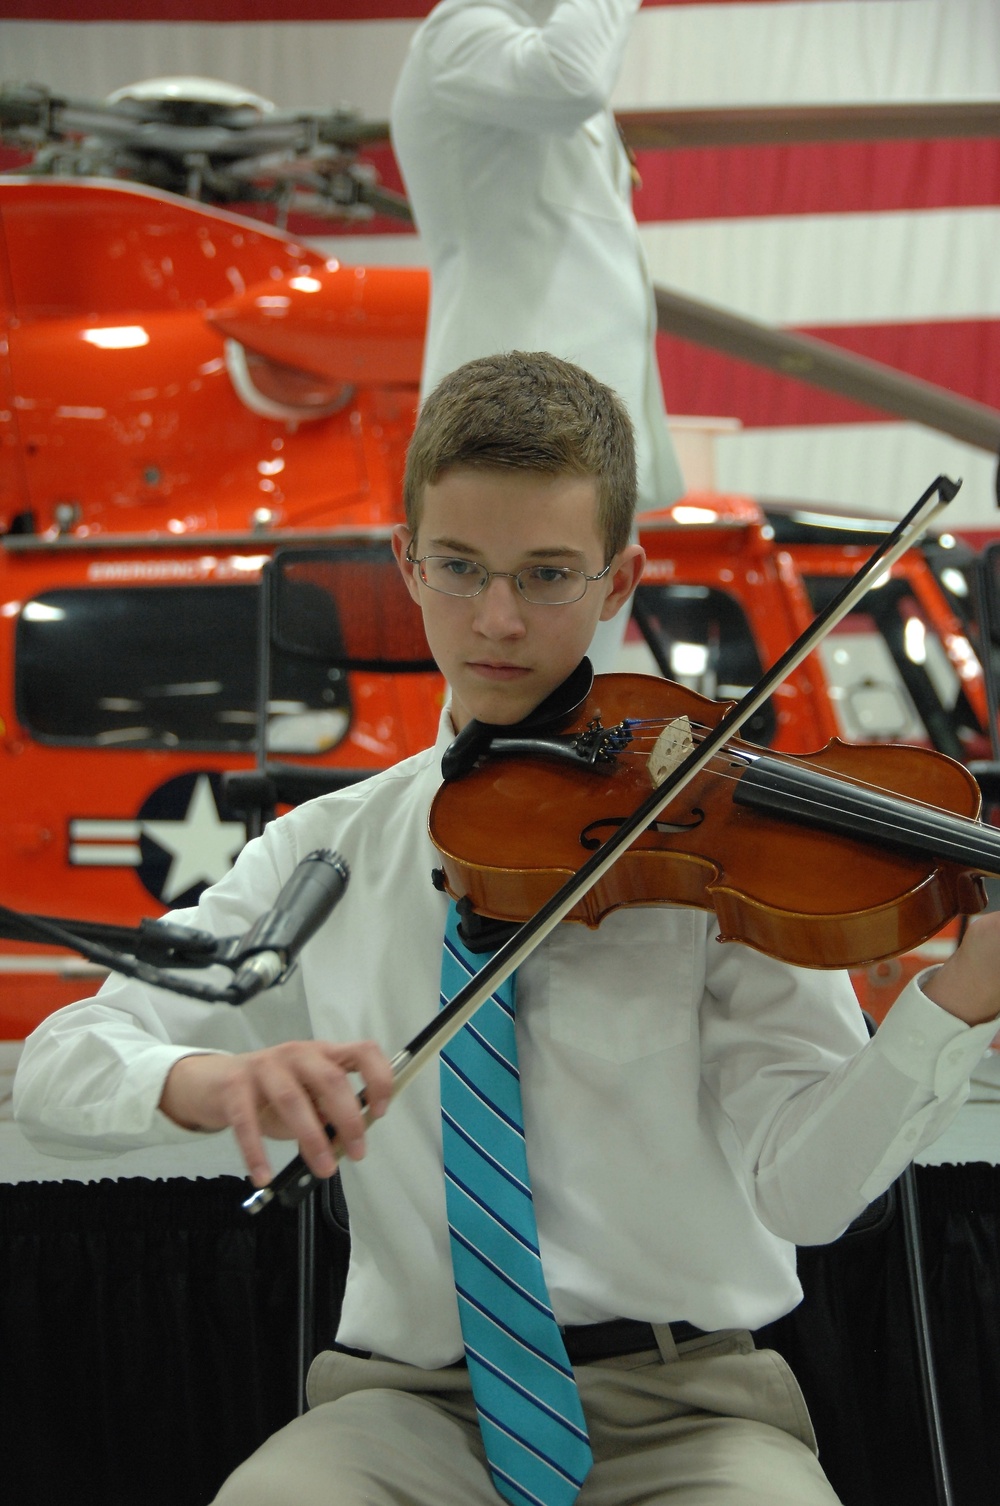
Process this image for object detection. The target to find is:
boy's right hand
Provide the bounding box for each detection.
[158,1039,394,1188]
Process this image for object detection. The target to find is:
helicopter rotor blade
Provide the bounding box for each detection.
[616,101,1000,151]
[315,114,391,150]
[355,182,413,222]
[653,284,1000,455]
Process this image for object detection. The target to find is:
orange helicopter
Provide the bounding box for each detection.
[0,79,997,1035]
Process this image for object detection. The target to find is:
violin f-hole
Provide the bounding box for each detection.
[580,809,704,850]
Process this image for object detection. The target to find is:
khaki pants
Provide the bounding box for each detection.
[213,1328,841,1505]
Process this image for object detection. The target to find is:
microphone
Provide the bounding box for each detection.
[226,849,349,1001]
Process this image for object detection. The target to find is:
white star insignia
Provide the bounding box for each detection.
[141,775,246,903]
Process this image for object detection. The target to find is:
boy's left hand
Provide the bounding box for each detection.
[922,910,1000,1026]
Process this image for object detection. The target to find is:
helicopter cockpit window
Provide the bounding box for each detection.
[804,576,975,758]
[623,584,776,747]
[16,584,351,754]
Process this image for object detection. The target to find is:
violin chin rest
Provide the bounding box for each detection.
[441,658,595,781]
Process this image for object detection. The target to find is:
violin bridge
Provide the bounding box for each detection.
[647,716,695,788]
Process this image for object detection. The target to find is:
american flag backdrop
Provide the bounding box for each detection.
[2,0,999,535]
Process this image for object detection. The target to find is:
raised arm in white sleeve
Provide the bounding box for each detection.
[415,0,641,133]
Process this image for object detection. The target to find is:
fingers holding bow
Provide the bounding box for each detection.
[159,1038,395,1188]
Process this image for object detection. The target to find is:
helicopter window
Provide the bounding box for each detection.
[803,576,976,758]
[15,585,351,754]
[621,584,777,747]
[271,544,435,669]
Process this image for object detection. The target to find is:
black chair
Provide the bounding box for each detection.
[757,1015,954,1506]
[294,1174,353,1417]
[758,1161,955,1506]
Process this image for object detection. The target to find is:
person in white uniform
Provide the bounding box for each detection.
[15,352,1000,1506]
[391,0,685,669]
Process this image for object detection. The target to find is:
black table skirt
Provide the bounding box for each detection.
[1,1164,997,1506]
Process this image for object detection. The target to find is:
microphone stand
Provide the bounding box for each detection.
[0,847,349,1005]
[0,904,238,1002]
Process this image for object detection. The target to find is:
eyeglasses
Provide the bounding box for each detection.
[405,546,611,606]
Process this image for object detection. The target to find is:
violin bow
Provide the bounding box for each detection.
[246,473,959,1211]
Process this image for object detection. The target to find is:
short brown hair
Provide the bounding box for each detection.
[403,351,636,559]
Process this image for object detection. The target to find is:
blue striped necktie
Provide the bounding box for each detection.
[439,903,593,1506]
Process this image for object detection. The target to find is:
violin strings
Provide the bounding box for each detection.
[609,716,989,834]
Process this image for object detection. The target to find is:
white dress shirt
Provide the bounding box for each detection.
[390,0,685,517]
[15,709,996,1369]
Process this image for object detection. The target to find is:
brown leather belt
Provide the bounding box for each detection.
[560,1317,708,1364]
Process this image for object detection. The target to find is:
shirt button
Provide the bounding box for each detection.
[907,1032,926,1049]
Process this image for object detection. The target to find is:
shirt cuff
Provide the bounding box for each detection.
[873,969,999,1099]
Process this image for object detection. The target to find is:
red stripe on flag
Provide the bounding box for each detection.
[633,137,1000,221]
[0,0,830,19]
[297,139,1000,221]
[0,2,436,17]
[658,319,1000,429]
[295,132,1000,238]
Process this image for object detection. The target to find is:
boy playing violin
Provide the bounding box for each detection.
[15,351,1000,1506]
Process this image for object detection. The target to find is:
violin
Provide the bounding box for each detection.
[430,671,996,971]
